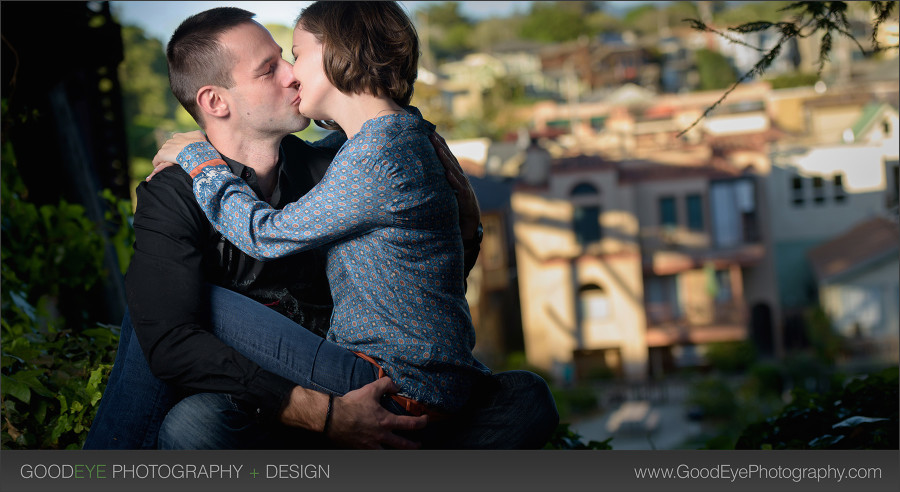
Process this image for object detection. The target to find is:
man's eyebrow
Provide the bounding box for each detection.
[253,49,283,72]
[253,56,276,72]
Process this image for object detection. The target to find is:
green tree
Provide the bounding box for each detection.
[587,10,625,34]
[470,17,526,51]
[695,48,738,90]
[520,2,594,43]
[416,2,474,62]
[118,26,176,126]
[117,25,189,186]
[713,1,795,26]
[622,4,660,35]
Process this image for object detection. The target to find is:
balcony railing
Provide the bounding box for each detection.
[645,300,744,326]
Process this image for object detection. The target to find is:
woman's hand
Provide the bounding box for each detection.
[146,131,208,182]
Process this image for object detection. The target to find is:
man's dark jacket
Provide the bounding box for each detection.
[126,134,336,421]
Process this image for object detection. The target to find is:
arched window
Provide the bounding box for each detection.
[579,284,610,320]
[571,182,599,196]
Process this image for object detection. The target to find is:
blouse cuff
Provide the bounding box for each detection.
[177,141,227,178]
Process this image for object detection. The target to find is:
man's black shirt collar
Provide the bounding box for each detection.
[219,145,290,207]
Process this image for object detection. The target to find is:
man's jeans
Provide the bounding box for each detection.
[85,285,558,449]
[83,310,173,449]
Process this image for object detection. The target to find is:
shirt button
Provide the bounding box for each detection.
[242,168,251,179]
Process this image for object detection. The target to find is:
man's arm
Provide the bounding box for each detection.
[127,168,297,417]
[127,168,424,447]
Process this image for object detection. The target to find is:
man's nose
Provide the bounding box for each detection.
[279,60,299,88]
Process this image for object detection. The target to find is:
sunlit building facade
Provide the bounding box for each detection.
[511,153,780,382]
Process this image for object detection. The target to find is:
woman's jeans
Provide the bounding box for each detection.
[84,285,558,449]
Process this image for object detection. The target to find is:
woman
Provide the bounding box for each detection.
[157,2,489,429]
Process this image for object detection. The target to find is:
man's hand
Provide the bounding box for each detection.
[429,132,480,241]
[279,380,426,449]
[329,378,427,449]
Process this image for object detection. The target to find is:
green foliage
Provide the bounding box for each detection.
[694,49,738,91]
[804,306,842,364]
[586,11,624,35]
[470,17,526,51]
[687,376,737,420]
[117,24,197,192]
[1,136,126,449]
[713,1,794,26]
[101,189,135,275]
[119,26,177,125]
[552,387,598,419]
[416,2,475,61]
[543,423,613,450]
[622,4,660,35]
[704,341,757,373]
[766,71,821,89]
[1,283,118,449]
[747,362,786,398]
[451,117,505,141]
[551,386,599,422]
[1,162,106,301]
[520,2,593,43]
[736,367,899,449]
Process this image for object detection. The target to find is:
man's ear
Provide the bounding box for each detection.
[196,86,230,120]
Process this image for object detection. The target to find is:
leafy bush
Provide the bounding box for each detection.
[705,340,757,373]
[687,376,737,420]
[551,386,600,422]
[1,139,126,449]
[736,367,899,449]
[544,423,613,450]
[1,286,119,449]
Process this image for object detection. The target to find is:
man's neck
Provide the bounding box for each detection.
[205,127,283,202]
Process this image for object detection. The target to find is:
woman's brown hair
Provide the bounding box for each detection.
[296,1,419,130]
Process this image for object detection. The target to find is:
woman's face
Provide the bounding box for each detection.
[291,27,334,121]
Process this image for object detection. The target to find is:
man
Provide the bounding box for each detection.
[85,7,556,449]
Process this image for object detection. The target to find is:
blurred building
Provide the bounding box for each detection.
[765,100,899,348]
[509,148,779,382]
[463,175,525,368]
[807,217,900,366]
[531,81,774,154]
[438,41,551,120]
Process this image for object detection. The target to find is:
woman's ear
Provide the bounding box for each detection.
[196,86,230,120]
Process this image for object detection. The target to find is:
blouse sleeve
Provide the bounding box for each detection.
[176,141,393,260]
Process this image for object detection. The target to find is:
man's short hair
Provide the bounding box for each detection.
[166,7,256,126]
[296,1,418,108]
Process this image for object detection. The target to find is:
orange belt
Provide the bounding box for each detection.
[353,351,448,420]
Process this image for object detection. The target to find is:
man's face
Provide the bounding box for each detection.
[217,21,310,137]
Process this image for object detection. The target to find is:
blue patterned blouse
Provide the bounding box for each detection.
[176,113,490,412]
